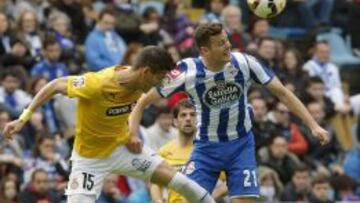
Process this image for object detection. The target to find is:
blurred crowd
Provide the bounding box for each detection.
[0,0,359,202]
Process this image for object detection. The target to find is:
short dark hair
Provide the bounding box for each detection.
[0,69,20,81]
[258,36,276,47]
[133,46,174,73]
[155,106,172,119]
[194,23,223,48]
[31,168,47,181]
[173,100,195,118]
[312,175,329,186]
[142,6,158,19]
[43,36,59,49]
[293,163,310,175]
[98,7,115,21]
[315,40,329,48]
[306,76,324,88]
[269,133,286,145]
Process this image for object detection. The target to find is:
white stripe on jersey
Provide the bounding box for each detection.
[232,53,253,133]
[183,59,203,141]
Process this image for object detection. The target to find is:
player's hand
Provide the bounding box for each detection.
[311,125,329,145]
[126,135,143,154]
[2,119,25,140]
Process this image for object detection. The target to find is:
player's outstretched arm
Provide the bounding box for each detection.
[266,77,329,145]
[128,87,162,153]
[2,77,68,140]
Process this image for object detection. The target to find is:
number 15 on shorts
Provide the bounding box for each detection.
[243,169,257,187]
[82,172,95,191]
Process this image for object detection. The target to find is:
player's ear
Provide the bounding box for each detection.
[199,46,210,56]
[173,118,179,128]
[139,66,151,78]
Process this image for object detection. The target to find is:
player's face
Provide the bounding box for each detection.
[206,30,232,64]
[175,107,196,136]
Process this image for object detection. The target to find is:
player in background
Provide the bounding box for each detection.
[151,93,228,203]
[2,46,216,203]
[129,23,329,203]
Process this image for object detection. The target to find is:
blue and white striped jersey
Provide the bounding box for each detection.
[157,52,274,142]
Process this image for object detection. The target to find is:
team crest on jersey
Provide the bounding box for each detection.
[184,161,195,175]
[72,76,85,88]
[168,66,182,79]
[70,178,79,190]
[203,81,242,109]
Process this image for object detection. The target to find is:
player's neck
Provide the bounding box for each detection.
[202,57,226,72]
[116,68,139,90]
[178,133,193,147]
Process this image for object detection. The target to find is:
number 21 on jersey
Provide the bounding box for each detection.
[243,169,257,187]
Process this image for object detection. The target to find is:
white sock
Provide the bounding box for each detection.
[168,172,215,203]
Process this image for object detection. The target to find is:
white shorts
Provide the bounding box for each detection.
[65,145,163,198]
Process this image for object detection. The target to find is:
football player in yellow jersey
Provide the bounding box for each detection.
[151,95,228,203]
[2,46,216,203]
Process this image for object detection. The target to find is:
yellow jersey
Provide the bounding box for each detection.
[67,66,142,158]
[159,139,227,203]
[159,139,192,203]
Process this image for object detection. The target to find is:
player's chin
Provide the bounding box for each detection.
[223,53,231,62]
[183,128,196,135]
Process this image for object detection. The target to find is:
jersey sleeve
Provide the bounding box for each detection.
[156,61,187,98]
[245,54,274,85]
[67,72,99,99]
[158,146,166,158]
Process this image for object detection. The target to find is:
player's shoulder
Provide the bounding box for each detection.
[70,67,114,88]
[231,52,259,64]
[176,58,197,72]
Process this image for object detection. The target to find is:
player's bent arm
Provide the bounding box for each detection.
[2,77,68,139]
[129,88,162,136]
[150,183,165,203]
[265,77,319,130]
[26,77,68,113]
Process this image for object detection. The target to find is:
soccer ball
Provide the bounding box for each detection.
[247,0,286,19]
